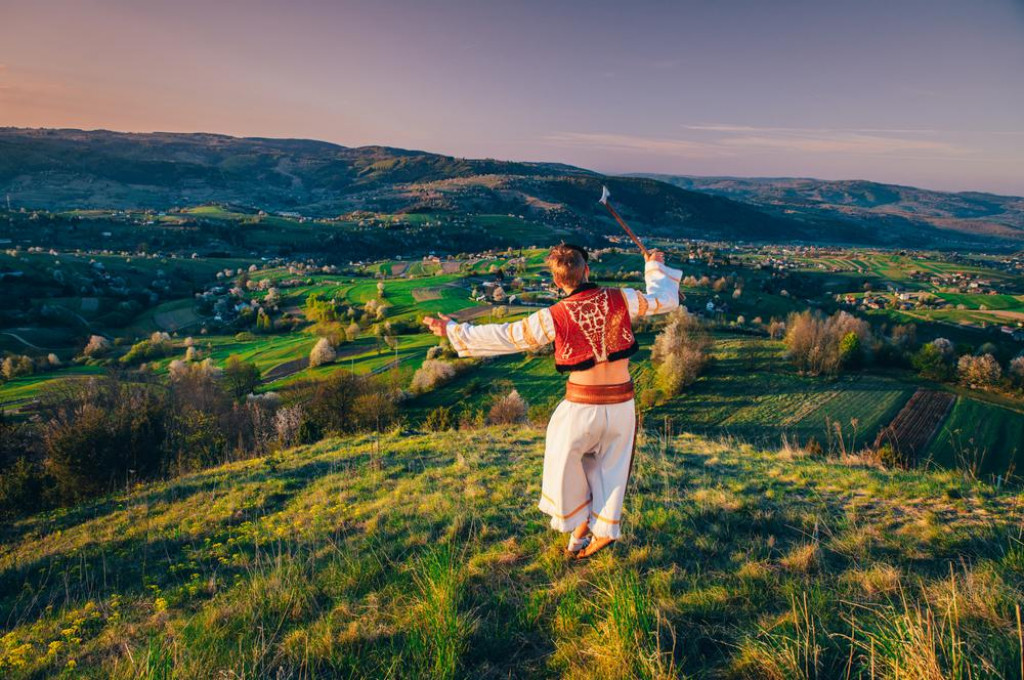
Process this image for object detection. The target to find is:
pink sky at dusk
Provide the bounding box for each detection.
[2,0,1023,194]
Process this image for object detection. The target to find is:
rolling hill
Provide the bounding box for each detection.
[2,127,1021,249]
[636,174,1024,246]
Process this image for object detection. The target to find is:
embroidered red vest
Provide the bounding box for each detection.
[549,285,638,373]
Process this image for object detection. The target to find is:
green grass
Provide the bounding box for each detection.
[2,427,1022,677]
[0,365,106,410]
[925,397,1024,480]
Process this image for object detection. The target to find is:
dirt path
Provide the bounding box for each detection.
[1,331,50,351]
[261,343,369,383]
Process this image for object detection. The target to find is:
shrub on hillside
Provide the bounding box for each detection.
[838,331,863,369]
[488,389,528,425]
[275,404,305,448]
[1,355,34,380]
[957,353,1002,388]
[309,337,337,368]
[83,334,111,357]
[1009,355,1024,389]
[42,377,167,502]
[784,310,871,376]
[120,332,173,365]
[410,359,458,395]
[931,337,955,359]
[651,308,711,396]
[767,319,786,340]
[224,355,261,400]
[423,405,455,431]
[911,343,953,381]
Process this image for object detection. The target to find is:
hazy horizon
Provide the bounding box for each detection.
[3,0,1023,195]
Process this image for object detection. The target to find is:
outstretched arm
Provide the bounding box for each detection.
[423,308,555,358]
[622,249,682,319]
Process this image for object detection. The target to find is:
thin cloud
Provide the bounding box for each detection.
[684,123,941,135]
[719,133,965,155]
[545,129,968,158]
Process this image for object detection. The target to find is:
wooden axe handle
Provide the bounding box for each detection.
[601,201,649,258]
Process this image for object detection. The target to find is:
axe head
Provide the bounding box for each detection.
[598,185,611,205]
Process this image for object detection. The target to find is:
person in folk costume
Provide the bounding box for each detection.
[424,244,681,559]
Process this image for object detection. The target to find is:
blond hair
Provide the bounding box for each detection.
[545,243,587,290]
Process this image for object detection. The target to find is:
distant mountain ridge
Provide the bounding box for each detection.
[1,127,1020,248]
[633,174,1024,244]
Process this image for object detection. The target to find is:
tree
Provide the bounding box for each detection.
[256,308,273,333]
[1009,355,1024,389]
[309,337,337,368]
[957,353,1002,388]
[1,355,34,380]
[224,355,261,400]
[83,335,111,357]
[838,332,863,369]
[911,343,952,381]
[784,310,871,376]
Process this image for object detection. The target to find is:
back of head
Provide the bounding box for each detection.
[546,243,587,290]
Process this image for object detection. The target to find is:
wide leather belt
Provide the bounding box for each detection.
[565,380,635,405]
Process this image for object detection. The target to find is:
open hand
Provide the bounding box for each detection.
[644,249,665,264]
[423,313,453,338]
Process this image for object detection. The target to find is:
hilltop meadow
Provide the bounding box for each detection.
[2,425,1024,678]
[2,130,1024,678]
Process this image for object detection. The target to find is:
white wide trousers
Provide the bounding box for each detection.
[537,398,637,539]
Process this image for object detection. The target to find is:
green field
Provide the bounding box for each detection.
[925,398,1024,479]
[0,365,107,410]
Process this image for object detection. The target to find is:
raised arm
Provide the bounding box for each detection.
[621,251,682,319]
[424,308,555,358]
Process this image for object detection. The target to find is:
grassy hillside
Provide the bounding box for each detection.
[2,427,1022,678]
[637,174,1024,247]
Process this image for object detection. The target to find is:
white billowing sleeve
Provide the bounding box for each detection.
[622,259,682,319]
[445,307,556,358]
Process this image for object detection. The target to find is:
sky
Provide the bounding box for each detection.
[2,0,1024,195]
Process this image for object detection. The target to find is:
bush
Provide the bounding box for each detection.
[0,457,49,518]
[224,355,261,400]
[912,343,953,381]
[1,355,34,380]
[424,406,455,431]
[42,377,168,502]
[410,359,458,395]
[82,334,111,357]
[838,331,863,369]
[309,337,337,368]
[768,319,786,340]
[1010,355,1024,389]
[488,389,528,425]
[957,353,1002,388]
[275,405,304,448]
[120,333,173,365]
[931,337,955,359]
[651,308,711,396]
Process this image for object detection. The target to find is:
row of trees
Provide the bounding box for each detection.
[0,361,404,517]
[912,337,1024,391]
